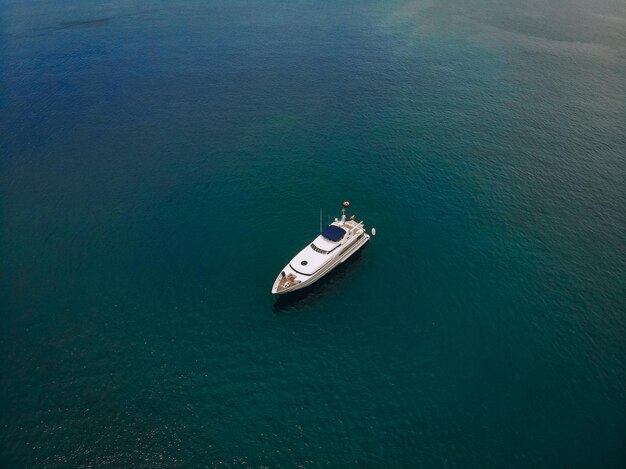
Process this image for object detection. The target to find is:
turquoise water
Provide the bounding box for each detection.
[2,0,625,466]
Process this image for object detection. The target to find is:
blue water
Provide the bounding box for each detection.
[2,0,625,466]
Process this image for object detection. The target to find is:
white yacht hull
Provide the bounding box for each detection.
[272,232,370,295]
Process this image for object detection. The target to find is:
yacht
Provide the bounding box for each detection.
[271,202,371,294]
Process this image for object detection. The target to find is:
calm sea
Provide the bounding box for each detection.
[2,0,625,466]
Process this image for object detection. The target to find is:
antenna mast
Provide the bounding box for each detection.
[320,208,322,233]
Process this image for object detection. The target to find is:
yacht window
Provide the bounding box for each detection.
[310,243,329,254]
[301,260,308,266]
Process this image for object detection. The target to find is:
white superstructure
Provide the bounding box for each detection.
[271,202,370,294]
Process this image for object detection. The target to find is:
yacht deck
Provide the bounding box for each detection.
[276,273,298,293]
[340,219,362,231]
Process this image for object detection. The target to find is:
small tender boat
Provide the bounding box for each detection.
[271,201,371,294]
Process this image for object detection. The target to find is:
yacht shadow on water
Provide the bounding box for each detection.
[272,249,366,313]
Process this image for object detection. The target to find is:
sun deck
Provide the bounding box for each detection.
[276,273,299,293]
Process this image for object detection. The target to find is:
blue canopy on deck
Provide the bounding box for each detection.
[321,225,346,242]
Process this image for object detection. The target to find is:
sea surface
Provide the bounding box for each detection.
[1,0,625,466]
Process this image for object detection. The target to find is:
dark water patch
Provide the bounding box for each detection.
[59,17,114,28]
[56,9,162,29]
